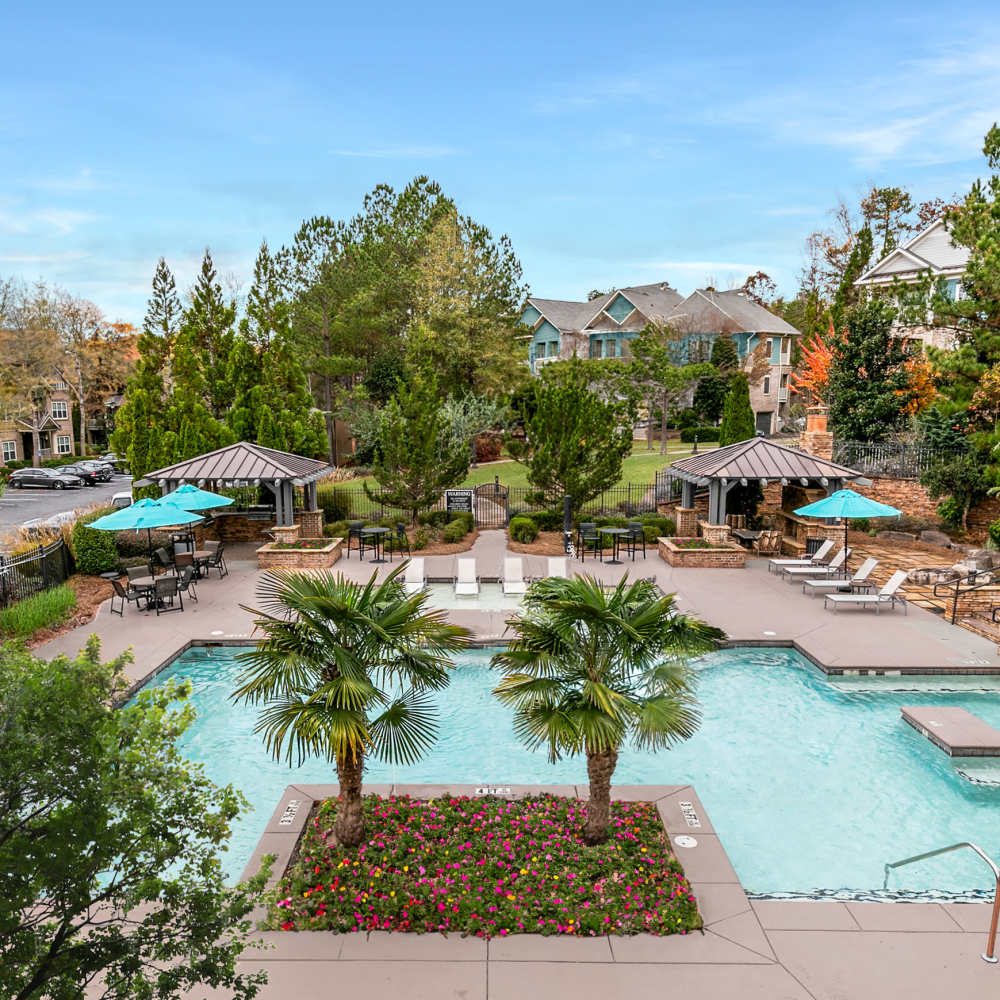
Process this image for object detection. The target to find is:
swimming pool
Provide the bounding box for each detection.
[134,645,1000,896]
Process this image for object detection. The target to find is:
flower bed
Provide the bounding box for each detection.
[657,536,746,569]
[256,537,342,569]
[266,794,700,938]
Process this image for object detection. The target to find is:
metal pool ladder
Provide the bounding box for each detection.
[883,842,1000,963]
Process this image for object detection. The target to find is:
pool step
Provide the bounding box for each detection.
[901,706,1000,757]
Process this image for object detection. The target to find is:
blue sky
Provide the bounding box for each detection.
[1,1,998,322]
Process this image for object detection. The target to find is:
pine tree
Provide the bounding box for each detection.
[828,300,912,442]
[366,370,469,523]
[719,373,756,445]
[710,334,739,373]
[831,227,873,331]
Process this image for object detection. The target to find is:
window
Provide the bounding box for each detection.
[605,339,617,359]
[535,341,547,360]
[51,400,69,420]
[764,338,773,360]
[56,435,72,455]
[763,376,771,394]
[590,338,603,359]
[780,372,788,388]
[1,441,16,463]
[53,381,68,390]
[549,341,559,358]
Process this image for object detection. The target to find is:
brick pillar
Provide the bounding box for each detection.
[698,521,732,545]
[674,506,698,537]
[271,523,301,544]
[798,405,834,461]
[297,509,324,538]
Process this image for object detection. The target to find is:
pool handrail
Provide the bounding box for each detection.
[883,841,999,963]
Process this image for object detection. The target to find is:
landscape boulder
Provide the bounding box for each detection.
[920,530,954,549]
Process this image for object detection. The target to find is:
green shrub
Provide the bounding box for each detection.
[509,516,539,543]
[936,498,964,530]
[412,528,430,550]
[71,509,118,575]
[520,509,563,531]
[849,518,870,533]
[679,425,721,443]
[989,519,1000,548]
[449,511,474,533]
[0,584,77,637]
[316,487,353,523]
[442,519,468,544]
[324,520,349,538]
[418,510,450,528]
[639,514,674,536]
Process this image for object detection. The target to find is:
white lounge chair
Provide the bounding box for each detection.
[782,547,850,581]
[503,557,528,596]
[403,557,426,595]
[824,569,908,614]
[547,556,569,579]
[802,557,878,596]
[768,539,834,574]
[454,557,479,596]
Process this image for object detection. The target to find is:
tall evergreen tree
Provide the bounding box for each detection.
[366,368,469,523]
[709,334,739,373]
[828,300,912,442]
[831,226,873,331]
[718,373,756,445]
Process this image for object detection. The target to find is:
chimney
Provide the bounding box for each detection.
[799,405,833,461]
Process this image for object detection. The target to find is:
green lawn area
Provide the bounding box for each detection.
[342,441,713,493]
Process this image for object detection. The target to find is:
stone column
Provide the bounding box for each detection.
[271,523,301,544]
[674,506,698,536]
[297,509,324,538]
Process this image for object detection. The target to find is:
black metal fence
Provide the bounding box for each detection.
[322,479,673,526]
[0,539,73,609]
[832,440,950,479]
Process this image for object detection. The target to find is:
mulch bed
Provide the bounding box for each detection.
[266,794,700,938]
[26,574,113,648]
[506,531,567,556]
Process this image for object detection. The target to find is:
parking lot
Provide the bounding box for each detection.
[0,476,132,534]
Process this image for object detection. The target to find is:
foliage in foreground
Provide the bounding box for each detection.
[267,795,700,937]
[0,637,269,1000]
[0,583,76,637]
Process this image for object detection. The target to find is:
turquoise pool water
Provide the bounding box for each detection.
[134,646,1000,896]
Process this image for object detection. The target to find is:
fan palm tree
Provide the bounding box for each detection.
[491,575,723,845]
[232,567,470,847]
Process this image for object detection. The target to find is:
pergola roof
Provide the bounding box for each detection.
[144,441,333,486]
[670,437,860,485]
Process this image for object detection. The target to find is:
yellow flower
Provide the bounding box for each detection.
[506,894,515,900]
[390,891,395,897]
[520,869,527,875]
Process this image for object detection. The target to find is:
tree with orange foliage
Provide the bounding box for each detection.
[788,321,837,405]
[899,346,936,416]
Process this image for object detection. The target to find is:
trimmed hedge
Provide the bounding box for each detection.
[71,508,119,575]
[679,425,720,443]
[509,516,539,543]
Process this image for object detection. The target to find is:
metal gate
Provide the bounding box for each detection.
[474,480,509,527]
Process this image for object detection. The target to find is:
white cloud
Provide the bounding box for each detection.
[33,209,100,234]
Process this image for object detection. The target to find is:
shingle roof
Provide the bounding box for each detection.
[528,283,682,333]
[667,290,800,337]
[527,296,610,332]
[146,441,333,484]
[670,437,859,483]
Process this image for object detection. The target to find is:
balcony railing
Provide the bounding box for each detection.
[778,387,789,402]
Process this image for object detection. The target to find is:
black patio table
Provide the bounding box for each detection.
[360,526,390,564]
[599,526,630,565]
[730,528,762,548]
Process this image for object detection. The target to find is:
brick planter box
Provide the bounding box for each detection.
[657,537,747,569]
[256,538,343,569]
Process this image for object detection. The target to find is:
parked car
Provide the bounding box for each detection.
[75,460,114,481]
[60,463,101,486]
[111,491,133,509]
[6,467,84,490]
[101,452,125,469]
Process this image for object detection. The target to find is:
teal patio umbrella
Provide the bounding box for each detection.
[795,489,901,568]
[161,483,235,512]
[88,498,204,565]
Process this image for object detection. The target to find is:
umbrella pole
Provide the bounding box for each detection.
[843,519,849,572]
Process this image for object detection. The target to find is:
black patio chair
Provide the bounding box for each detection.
[577,522,602,561]
[154,575,183,615]
[126,565,148,583]
[347,521,364,558]
[626,521,646,560]
[110,578,147,616]
[176,566,198,603]
[153,547,174,573]
[202,541,228,579]
[388,522,410,562]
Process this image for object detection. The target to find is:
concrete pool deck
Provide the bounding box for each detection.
[40,530,1000,689]
[199,782,999,1000]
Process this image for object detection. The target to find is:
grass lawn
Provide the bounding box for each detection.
[339,441,714,493]
[267,795,700,938]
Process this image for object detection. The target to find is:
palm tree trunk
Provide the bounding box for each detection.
[583,745,619,845]
[334,749,365,846]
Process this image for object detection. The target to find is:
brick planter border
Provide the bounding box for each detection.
[256,538,344,569]
[657,537,747,569]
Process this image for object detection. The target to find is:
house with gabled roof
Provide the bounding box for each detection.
[854,217,970,349]
[519,282,801,435]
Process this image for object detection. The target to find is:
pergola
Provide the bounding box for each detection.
[669,437,862,524]
[140,442,335,526]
